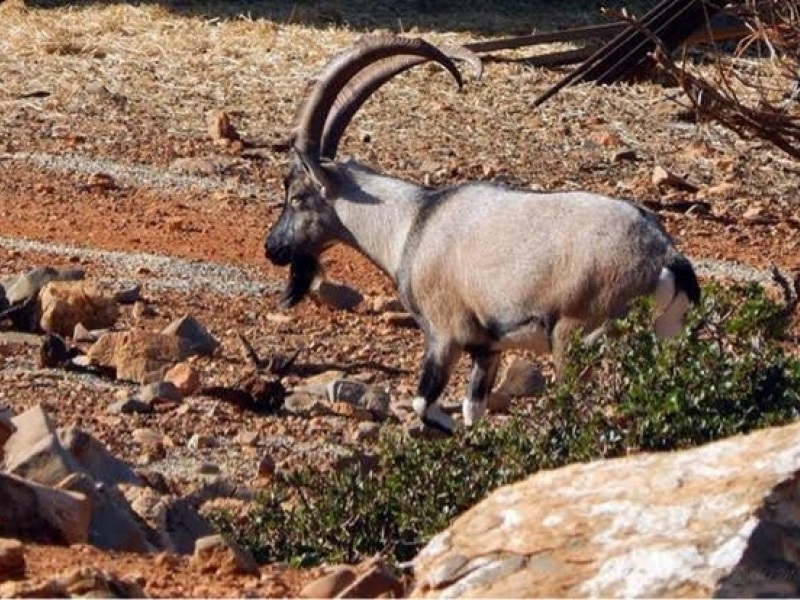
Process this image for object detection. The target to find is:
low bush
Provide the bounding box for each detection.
[210,282,800,565]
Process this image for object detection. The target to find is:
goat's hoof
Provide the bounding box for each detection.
[462,398,487,427]
[412,397,455,435]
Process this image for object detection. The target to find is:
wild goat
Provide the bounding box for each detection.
[264,35,701,435]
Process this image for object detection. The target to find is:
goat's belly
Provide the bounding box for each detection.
[488,317,551,354]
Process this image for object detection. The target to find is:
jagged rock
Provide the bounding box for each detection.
[3,406,140,488]
[164,362,201,397]
[87,330,193,383]
[487,391,512,414]
[72,322,108,343]
[37,333,74,368]
[256,454,275,479]
[186,434,214,450]
[0,472,90,545]
[0,538,25,581]
[339,557,404,598]
[108,396,153,415]
[495,356,546,397]
[59,427,141,487]
[283,393,331,417]
[411,421,800,598]
[121,487,215,555]
[58,472,154,553]
[299,566,357,598]
[161,315,218,357]
[295,370,346,396]
[140,381,183,406]
[4,405,79,485]
[0,577,65,598]
[0,412,15,454]
[2,266,84,306]
[36,281,118,336]
[327,379,369,405]
[113,283,141,305]
[312,280,363,311]
[191,534,259,576]
[380,311,418,329]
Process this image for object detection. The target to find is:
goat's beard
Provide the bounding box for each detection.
[281,253,320,308]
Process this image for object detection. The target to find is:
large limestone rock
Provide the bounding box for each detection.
[0,472,90,545]
[87,329,193,383]
[2,266,84,306]
[36,280,119,336]
[3,406,140,488]
[411,422,800,598]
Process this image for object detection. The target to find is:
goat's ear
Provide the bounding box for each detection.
[296,151,333,200]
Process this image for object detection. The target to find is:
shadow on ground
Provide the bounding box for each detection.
[22,0,660,36]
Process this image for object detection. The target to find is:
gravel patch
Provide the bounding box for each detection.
[0,151,268,197]
[0,235,279,296]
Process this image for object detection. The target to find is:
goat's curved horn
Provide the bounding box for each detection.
[320,44,482,160]
[293,35,466,161]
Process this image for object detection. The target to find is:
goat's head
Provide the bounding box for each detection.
[264,35,480,307]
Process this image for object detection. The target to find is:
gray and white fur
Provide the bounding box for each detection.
[264,35,701,435]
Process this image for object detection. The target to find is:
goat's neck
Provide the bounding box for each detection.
[331,162,423,282]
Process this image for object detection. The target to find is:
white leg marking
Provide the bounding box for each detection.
[412,396,455,433]
[462,398,487,427]
[655,291,691,339]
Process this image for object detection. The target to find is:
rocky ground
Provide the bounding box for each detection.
[0,0,799,596]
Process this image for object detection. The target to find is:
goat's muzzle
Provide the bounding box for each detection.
[264,233,291,266]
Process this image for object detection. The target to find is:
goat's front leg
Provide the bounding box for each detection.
[412,338,461,435]
[463,348,501,428]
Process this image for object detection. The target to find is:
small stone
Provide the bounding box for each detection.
[207,111,240,143]
[612,149,638,162]
[330,402,373,421]
[363,388,391,421]
[370,295,404,314]
[496,357,546,397]
[162,315,218,356]
[0,538,25,580]
[164,362,201,397]
[192,534,258,577]
[256,455,275,479]
[295,370,346,396]
[86,172,116,190]
[197,461,220,475]
[587,130,623,148]
[114,284,141,305]
[237,431,260,447]
[380,311,418,328]
[132,428,164,446]
[352,421,381,443]
[107,397,153,415]
[72,322,105,343]
[132,301,154,320]
[299,566,357,598]
[327,379,369,405]
[651,165,699,193]
[487,391,512,414]
[283,393,330,417]
[139,381,183,406]
[311,280,363,311]
[187,433,214,450]
[338,558,404,598]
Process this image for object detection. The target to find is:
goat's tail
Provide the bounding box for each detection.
[653,251,701,339]
[665,250,701,305]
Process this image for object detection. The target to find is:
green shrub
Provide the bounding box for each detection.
[210,282,800,566]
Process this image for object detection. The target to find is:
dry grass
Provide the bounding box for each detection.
[0,0,796,207]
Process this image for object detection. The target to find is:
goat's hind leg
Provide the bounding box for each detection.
[463,348,501,428]
[412,339,461,435]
